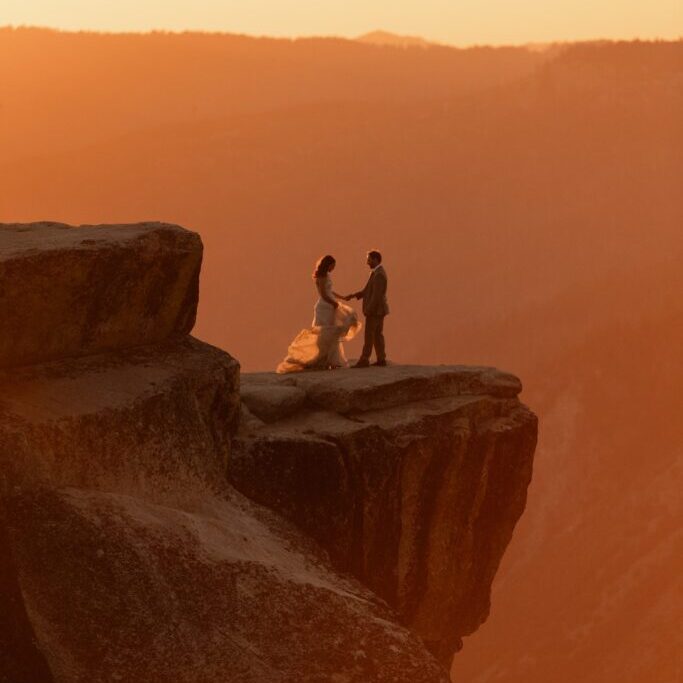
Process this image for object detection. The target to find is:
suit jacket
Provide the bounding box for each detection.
[354,265,389,317]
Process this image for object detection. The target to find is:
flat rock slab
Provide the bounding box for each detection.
[242,364,522,418]
[0,222,202,369]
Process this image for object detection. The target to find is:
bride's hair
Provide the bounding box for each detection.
[313,255,336,279]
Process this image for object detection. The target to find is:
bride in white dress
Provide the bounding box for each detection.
[277,255,361,373]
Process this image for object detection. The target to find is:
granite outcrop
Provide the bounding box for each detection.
[0,222,454,682]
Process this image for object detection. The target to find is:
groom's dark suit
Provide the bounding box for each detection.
[353,264,389,363]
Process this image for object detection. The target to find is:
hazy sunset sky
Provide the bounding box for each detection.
[2,0,681,45]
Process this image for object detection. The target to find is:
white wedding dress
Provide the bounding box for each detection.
[277,276,362,373]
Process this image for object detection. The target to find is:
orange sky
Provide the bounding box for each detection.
[2,0,682,45]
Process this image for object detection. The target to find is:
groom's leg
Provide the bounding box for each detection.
[361,316,377,360]
[374,315,386,362]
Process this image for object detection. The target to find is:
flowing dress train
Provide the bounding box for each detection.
[277,276,361,373]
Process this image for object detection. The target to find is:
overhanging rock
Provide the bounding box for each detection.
[233,365,538,664]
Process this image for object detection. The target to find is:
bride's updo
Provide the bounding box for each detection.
[313,255,336,279]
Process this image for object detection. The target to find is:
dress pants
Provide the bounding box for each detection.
[361,315,386,362]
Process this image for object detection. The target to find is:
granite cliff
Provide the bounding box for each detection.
[0,222,537,681]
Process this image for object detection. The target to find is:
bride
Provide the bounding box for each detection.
[277,255,362,373]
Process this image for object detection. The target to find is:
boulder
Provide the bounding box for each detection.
[0,222,202,369]
[231,366,538,663]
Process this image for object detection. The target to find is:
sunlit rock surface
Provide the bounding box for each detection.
[234,366,538,663]
[0,222,201,369]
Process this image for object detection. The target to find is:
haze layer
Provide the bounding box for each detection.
[1,27,681,683]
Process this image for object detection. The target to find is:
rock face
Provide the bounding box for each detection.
[233,367,538,663]
[0,222,201,369]
[0,222,452,682]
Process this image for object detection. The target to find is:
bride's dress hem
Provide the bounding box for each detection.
[277,277,362,375]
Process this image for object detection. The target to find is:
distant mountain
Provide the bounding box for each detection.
[0,26,546,165]
[356,30,434,48]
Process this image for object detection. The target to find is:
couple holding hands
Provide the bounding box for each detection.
[277,250,389,373]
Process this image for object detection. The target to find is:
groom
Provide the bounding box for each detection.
[343,250,389,367]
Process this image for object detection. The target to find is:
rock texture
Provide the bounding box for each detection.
[0,222,452,682]
[0,222,201,369]
[233,366,538,663]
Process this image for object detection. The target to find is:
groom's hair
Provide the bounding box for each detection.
[367,250,382,263]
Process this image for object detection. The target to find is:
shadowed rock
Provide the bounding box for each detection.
[233,366,538,664]
[0,222,202,369]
